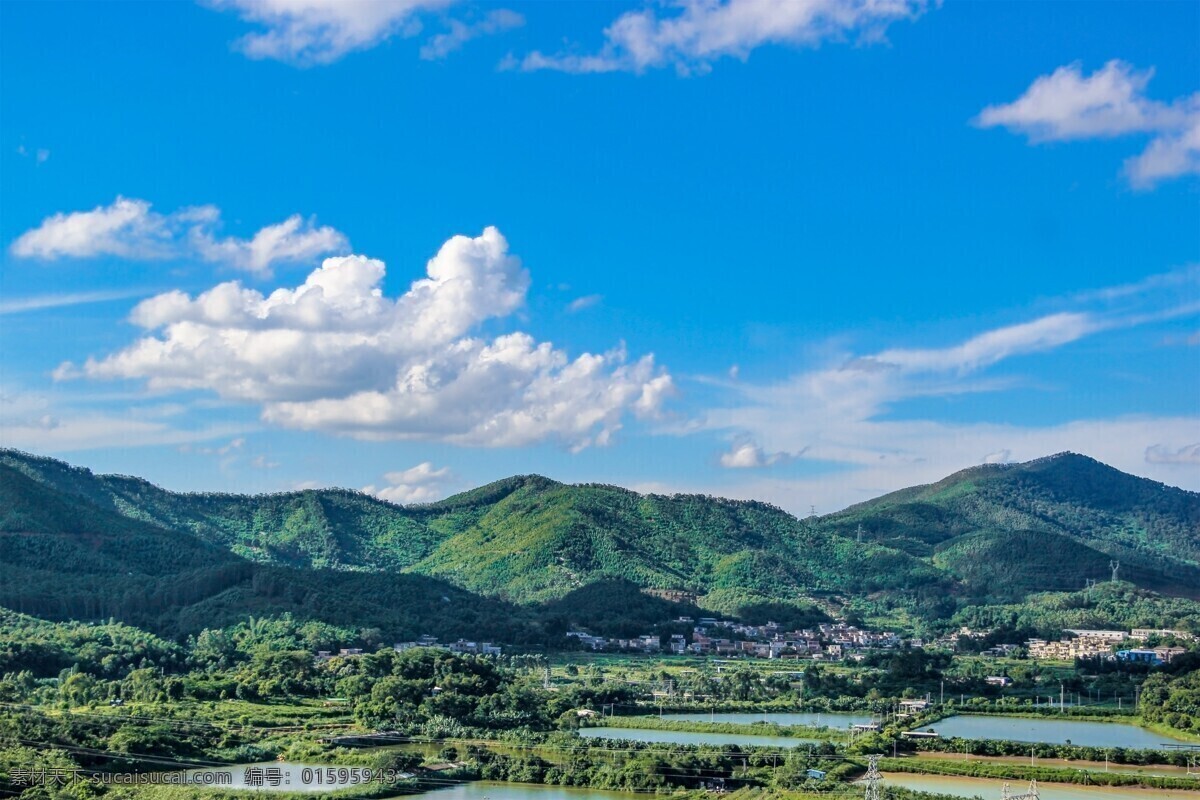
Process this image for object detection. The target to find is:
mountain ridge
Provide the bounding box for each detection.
[1,449,1197,631]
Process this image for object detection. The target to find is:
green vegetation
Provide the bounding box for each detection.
[952,582,1200,635]
[817,452,1200,602]
[3,448,1200,798]
[1139,654,1200,735]
[878,755,1199,791]
[6,448,1198,645]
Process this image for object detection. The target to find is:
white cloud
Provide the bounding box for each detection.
[1125,116,1200,188]
[856,312,1097,374]
[180,437,246,456]
[209,0,454,65]
[719,440,791,468]
[0,386,247,453]
[420,9,523,60]
[519,0,926,75]
[566,294,603,313]
[65,227,672,450]
[1145,443,1200,465]
[685,267,1200,509]
[656,416,1200,515]
[364,462,453,504]
[982,449,1012,464]
[0,288,151,316]
[11,197,348,276]
[190,214,350,276]
[976,60,1200,188]
[12,197,177,260]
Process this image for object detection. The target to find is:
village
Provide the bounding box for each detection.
[566,618,910,659]
[316,622,1197,669]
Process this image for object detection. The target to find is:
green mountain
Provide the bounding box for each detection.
[815,452,1200,601]
[0,460,543,641]
[0,451,949,619]
[1,449,1197,636]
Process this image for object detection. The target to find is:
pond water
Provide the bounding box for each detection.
[662,710,878,728]
[578,726,820,748]
[179,761,409,792]
[414,783,644,800]
[883,771,1199,799]
[926,715,1196,749]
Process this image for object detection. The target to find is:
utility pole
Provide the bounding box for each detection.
[1060,683,1064,712]
[940,680,944,705]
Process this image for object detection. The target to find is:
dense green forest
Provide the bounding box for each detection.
[815,452,1200,601]
[1,449,1197,643]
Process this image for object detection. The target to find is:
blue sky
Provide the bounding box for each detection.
[2,0,1197,511]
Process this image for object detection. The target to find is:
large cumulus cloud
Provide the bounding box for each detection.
[65,227,672,449]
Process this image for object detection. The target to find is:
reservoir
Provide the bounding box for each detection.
[578,726,820,748]
[662,710,877,728]
[927,715,1196,748]
[416,784,646,800]
[883,772,1200,799]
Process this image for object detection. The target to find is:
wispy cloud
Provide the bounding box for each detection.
[1146,443,1200,465]
[683,266,1200,508]
[0,288,151,316]
[976,60,1200,189]
[420,9,523,60]
[518,0,927,75]
[0,386,249,453]
[208,0,454,66]
[566,294,603,313]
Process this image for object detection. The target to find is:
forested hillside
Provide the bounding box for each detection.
[0,451,951,619]
[815,452,1200,601]
[1,449,1197,639]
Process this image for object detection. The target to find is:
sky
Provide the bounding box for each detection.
[1,0,1198,513]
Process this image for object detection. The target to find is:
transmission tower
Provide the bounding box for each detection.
[863,755,882,800]
[1109,560,1120,582]
[856,524,864,544]
[1002,780,1040,799]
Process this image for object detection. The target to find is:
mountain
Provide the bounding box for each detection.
[0,459,544,641]
[814,453,1200,601]
[1,449,1197,637]
[0,451,948,619]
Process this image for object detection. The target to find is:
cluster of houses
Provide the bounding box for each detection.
[314,637,502,662]
[316,623,1192,665]
[566,631,669,653]
[1024,628,1190,664]
[393,635,502,656]
[567,618,910,660]
[314,647,364,661]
